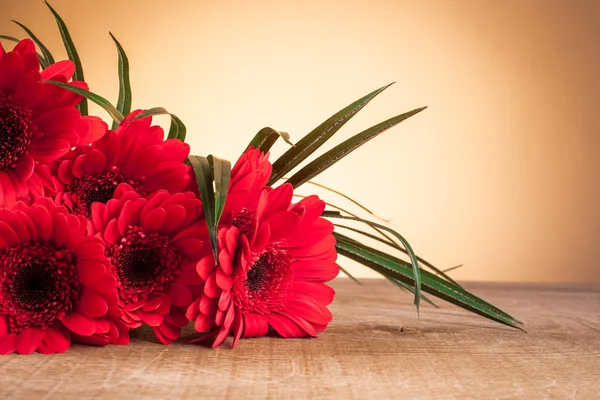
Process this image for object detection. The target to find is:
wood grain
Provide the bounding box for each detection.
[0,280,598,399]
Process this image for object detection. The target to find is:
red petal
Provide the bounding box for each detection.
[264,211,300,242]
[27,138,70,163]
[139,312,164,327]
[0,333,17,355]
[42,327,71,354]
[267,313,307,338]
[16,327,44,354]
[242,313,269,338]
[142,296,164,312]
[142,207,166,233]
[155,322,181,342]
[291,281,335,304]
[27,205,53,243]
[200,293,219,316]
[41,60,75,80]
[77,289,109,318]
[196,256,216,281]
[186,297,201,321]
[76,260,107,285]
[0,221,20,248]
[216,267,233,290]
[159,205,186,235]
[16,154,35,181]
[204,273,221,299]
[166,283,193,307]
[194,313,214,332]
[61,312,96,336]
[83,149,107,175]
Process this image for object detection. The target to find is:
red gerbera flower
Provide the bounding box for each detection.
[55,110,191,218]
[0,198,128,355]
[90,184,204,344]
[187,183,339,348]
[0,39,105,207]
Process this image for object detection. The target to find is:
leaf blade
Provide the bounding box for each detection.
[44,79,124,124]
[11,20,55,67]
[334,233,523,329]
[335,232,522,327]
[44,0,87,115]
[109,32,132,130]
[247,127,293,153]
[268,83,394,185]
[325,212,422,311]
[287,106,426,188]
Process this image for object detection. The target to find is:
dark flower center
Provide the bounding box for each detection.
[0,244,79,332]
[68,169,143,218]
[233,244,293,314]
[108,227,181,303]
[0,93,34,172]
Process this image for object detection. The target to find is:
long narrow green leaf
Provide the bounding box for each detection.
[109,32,132,130]
[133,107,187,142]
[287,107,426,188]
[44,0,87,115]
[188,156,217,260]
[335,232,523,327]
[385,276,439,308]
[0,34,47,63]
[0,34,20,43]
[11,20,55,67]
[268,83,394,185]
[293,193,399,246]
[302,179,391,222]
[207,155,231,229]
[246,127,293,153]
[325,211,422,311]
[336,263,361,285]
[44,80,123,124]
[333,223,461,286]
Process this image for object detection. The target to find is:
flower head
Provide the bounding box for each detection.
[55,110,191,218]
[0,39,105,207]
[188,183,339,348]
[90,184,204,344]
[0,198,127,354]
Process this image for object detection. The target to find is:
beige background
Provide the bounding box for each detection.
[1,0,598,283]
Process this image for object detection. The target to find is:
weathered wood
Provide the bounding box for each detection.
[0,280,598,399]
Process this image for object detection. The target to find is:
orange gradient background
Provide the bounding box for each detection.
[1,0,598,282]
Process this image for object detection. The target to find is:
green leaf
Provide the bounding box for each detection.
[133,107,187,142]
[109,32,132,130]
[325,212,423,311]
[246,127,293,153]
[333,223,462,287]
[336,263,362,285]
[208,155,232,231]
[301,179,391,222]
[385,276,439,308]
[44,0,87,115]
[187,155,231,262]
[293,193,399,246]
[44,80,124,124]
[11,21,55,68]
[268,83,394,185]
[0,34,47,64]
[0,34,20,44]
[188,156,216,259]
[334,232,523,328]
[287,106,426,188]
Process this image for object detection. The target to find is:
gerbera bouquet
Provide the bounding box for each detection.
[0,2,521,354]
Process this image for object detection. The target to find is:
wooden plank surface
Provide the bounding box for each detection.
[0,279,598,399]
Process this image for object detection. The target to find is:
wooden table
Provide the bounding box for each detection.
[0,280,598,399]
